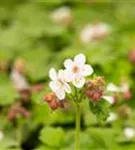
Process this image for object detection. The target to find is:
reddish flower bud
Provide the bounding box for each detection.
[49,100,59,110]
[44,93,55,103]
[86,77,105,103]
[24,112,31,118]
[35,84,43,91]
[58,101,66,108]
[8,111,15,121]
[87,81,93,88]
[128,50,135,64]
[123,91,132,100]
[92,92,101,102]
[85,90,94,98]
[99,89,104,95]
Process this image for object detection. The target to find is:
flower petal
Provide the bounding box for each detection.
[107,83,120,92]
[102,95,115,104]
[63,70,74,82]
[56,89,65,100]
[124,127,135,139]
[64,59,73,71]
[83,64,93,76]
[49,81,58,92]
[49,68,57,81]
[74,54,86,66]
[58,69,65,80]
[64,82,71,94]
[107,112,117,123]
[73,77,85,88]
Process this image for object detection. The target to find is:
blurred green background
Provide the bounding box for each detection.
[0,0,135,149]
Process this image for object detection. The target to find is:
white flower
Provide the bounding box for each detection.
[64,54,93,88]
[124,127,135,139]
[102,95,115,104]
[107,82,130,93]
[107,83,120,92]
[120,82,130,93]
[107,112,117,123]
[80,23,109,44]
[11,69,29,90]
[93,23,109,38]
[49,68,71,100]
[50,7,71,24]
[80,25,94,44]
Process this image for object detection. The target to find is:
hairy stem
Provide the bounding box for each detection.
[75,103,81,150]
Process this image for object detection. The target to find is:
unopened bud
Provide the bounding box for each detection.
[35,84,43,92]
[58,101,66,108]
[8,111,15,121]
[92,92,101,102]
[49,100,59,110]
[123,91,132,100]
[86,90,94,98]
[87,80,93,88]
[128,50,135,64]
[44,93,55,103]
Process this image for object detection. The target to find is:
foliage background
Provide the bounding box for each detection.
[0,0,135,149]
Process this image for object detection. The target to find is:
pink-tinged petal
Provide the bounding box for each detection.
[63,70,74,82]
[64,59,73,71]
[83,64,93,76]
[73,78,85,88]
[49,81,58,92]
[74,54,86,66]
[102,96,115,104]
[107,83,120,92]
[56,89,65,100]
[64,83,71,94]
[49,68,57,81]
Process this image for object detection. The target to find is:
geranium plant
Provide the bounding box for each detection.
[44,54,111,150]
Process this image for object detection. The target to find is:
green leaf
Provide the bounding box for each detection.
[39,126,65,148]
[0,74,16,106]
[89,100,111,122]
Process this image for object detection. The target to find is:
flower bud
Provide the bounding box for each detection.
[87,80,93,88]
[128,50,135,64]
[86,77,105,103]
[123,91,132,100]
[44,93,55,103]
[58,100,66,108]
[85,90,94,98]
[24,111,31,118]
[34,84,43,92]
[92,92,101,102]
[8,111,15,121]
[49,100,59,110]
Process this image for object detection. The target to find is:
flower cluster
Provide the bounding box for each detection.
[44,93,66,110]
[8,100,31,121]
[44,54,94,109]
[80,23,110,44]
[49,54,93,100]
[85,76,105,102]
[124,127,135,140]
[106,81,132,102]
[50,7,72,25]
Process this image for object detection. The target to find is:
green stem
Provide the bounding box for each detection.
[75,103,81,150]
